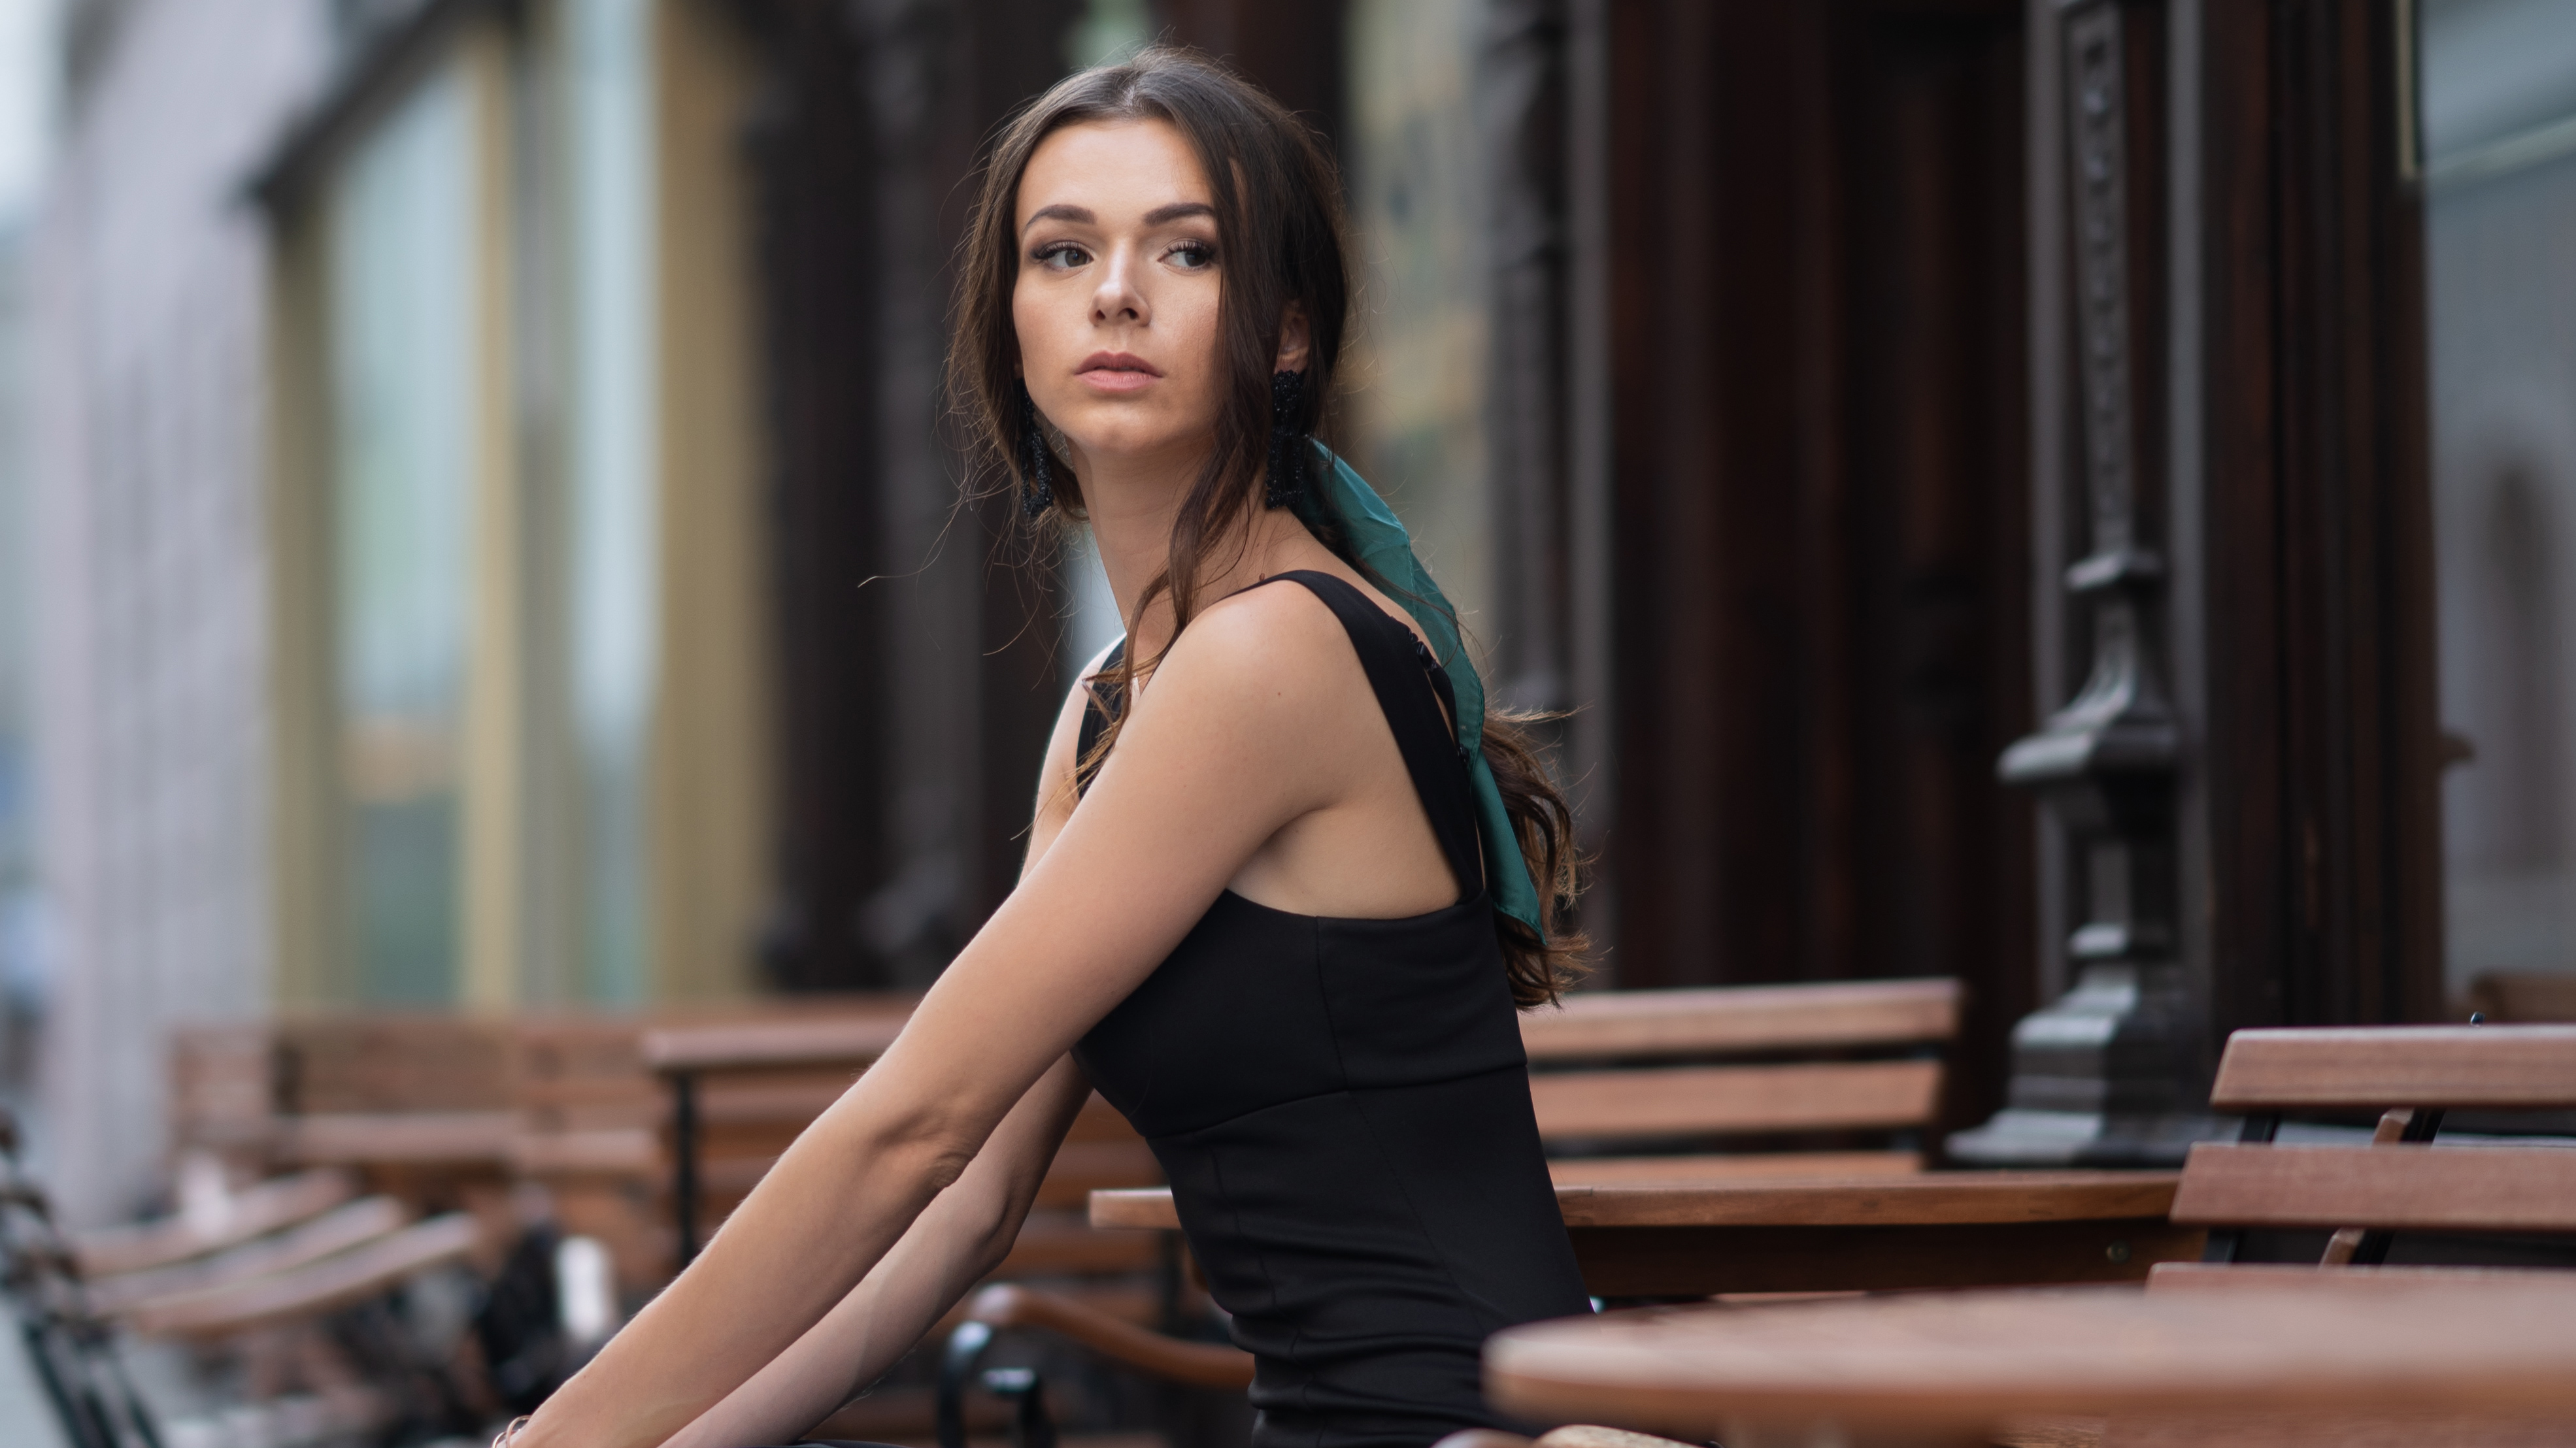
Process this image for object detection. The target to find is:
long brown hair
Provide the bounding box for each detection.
[949,46,1584,1006]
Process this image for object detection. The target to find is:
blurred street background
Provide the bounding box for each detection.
[1,0,2574,1443]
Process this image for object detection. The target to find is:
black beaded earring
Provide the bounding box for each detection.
[1267,370,1308,509]
[1017,383,1053,519]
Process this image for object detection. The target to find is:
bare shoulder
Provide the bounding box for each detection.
[1152,576,1367,714]
[1107,578,1385,775]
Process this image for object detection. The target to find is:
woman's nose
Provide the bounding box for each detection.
[1093,245,1148,324]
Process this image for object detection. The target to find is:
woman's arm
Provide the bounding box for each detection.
[652,662,1114,1448]
[654,1056,1094,1448]
[518,590,1360,1448]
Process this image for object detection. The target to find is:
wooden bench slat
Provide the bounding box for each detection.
[693,1077,860,1127]
[2147,1262,2576,1290]
[1547,1151,1922,1187]
[1093,1172,2180,1232]
[641,1013,910,1072]
[1530,1060,1942,1140]
[128,1212,480,1338]
[278,1018,514,1113]
[2208,1027,2576,1111]
[1550,1172,2181,1228]
[72,1168,358,1278]
[2171,1143,2576,1233]
[1520,980,1961,1062]
[510,1127,660,1176]
[87,1196,410,1315]
[275,1111,519,1165]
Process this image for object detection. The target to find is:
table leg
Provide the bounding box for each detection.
[673,1070,700,1266]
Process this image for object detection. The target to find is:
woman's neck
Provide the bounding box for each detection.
[1080,450,1328,663]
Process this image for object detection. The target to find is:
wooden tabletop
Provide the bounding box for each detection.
[1088,1171,2179,1232]
[641,1012,911,1073]
[1485,1279,2576,1447]
[1094,1172,2198,1298]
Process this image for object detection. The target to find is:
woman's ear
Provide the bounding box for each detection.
[1275,303,1311,373]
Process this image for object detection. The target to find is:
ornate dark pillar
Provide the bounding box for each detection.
[1479,0,1574,720]
[1951,0,2219,1165]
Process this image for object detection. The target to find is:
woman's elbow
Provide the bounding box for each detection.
[863,1087,995,1171]
[951,1166,1047,1279]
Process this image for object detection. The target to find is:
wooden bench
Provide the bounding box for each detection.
[177,1000,928,1292]
[2164,1024,2576,1273]
[71,1165,358,1279]
[505,1013,669,1293]
[18,1111,487,1447]
[1523,979,1961,1184]
[169,1015,525,1219]
[273,1014,520,1172]
[1990,1025,2576,1448]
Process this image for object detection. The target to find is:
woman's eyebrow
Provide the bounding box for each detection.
[1143,201,1216,225]
[1022,203,1094,233]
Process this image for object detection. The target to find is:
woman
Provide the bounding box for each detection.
[508,47,1590,1448]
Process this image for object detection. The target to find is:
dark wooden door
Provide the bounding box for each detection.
[1601,0,2036,1127]
[740,0,1078,991]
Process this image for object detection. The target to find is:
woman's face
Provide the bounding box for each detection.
[1012,118,1229,483]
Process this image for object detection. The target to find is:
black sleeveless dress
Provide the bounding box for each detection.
[1069,571,1590,1448]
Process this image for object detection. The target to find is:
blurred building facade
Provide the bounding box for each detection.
[2421,0,2576,1003]
[254,0,771,1016]
[29,0,327,1220]
[0,217,35,1091]
[18,0,2576,1217]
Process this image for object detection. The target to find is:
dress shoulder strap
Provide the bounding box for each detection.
[1070,573,1486,903]
[1255,570,1485,901]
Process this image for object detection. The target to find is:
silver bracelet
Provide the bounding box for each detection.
[492,1415,532,1448]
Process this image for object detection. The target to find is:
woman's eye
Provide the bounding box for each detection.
[1166,240,1216,271]
[1033,241,1091,270]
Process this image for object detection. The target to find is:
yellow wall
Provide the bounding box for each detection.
[648,0,770,1001]
[265,199,346,1008]
[459,18,529,1012]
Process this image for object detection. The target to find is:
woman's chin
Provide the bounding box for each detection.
[1063,433,1205,484]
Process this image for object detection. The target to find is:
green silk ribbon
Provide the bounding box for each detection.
[1296,442,1547,936]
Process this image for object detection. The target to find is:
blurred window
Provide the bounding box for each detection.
[565,0,655,1006]
[314,0,661,1009]
[324,54,477,1005]
[2422,0,2576,1000]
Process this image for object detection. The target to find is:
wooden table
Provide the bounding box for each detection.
[1484,1278,2576,1447]
[642,1012,911,1262]
[1091,1172,2198,1296]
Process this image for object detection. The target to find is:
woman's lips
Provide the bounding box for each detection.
[1077,352,1162,393]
